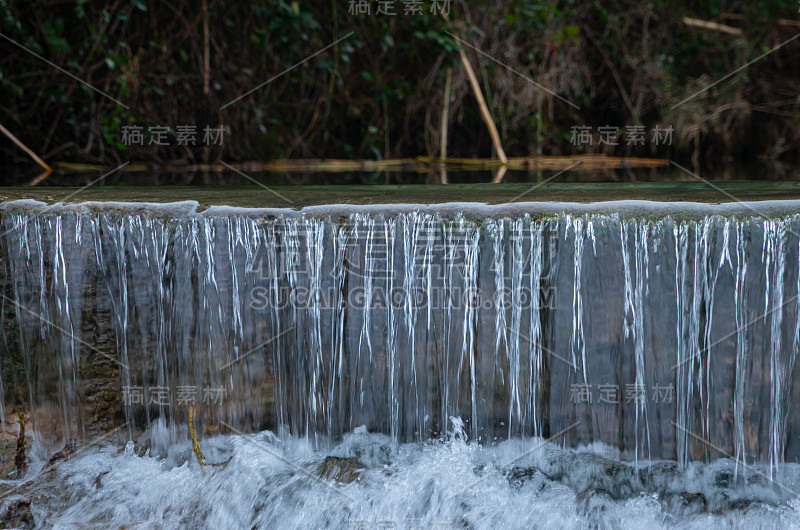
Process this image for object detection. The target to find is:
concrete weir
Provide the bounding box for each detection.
[3,190,800,474]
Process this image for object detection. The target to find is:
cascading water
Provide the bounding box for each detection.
[2,199,800,527]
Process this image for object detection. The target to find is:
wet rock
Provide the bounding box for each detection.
[317,456,365,484]
[334,429,394,467]
[713,470,733,488]
[600,460,638,500]
[682,492,708,512]
[638,461,680,490]
[562,456,639,501]
[576,486,614,517]
[506,466,543,488]
[347,442,392,467]
[602,461,624,478]
[1,499,34,529]
[664,492,707,515]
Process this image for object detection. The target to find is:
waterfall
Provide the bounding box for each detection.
[2,201,800,469]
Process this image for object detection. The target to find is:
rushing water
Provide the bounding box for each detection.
[2,199,800,527]
[6,424,800,528]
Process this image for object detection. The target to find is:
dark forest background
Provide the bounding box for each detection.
[0,0,799,184]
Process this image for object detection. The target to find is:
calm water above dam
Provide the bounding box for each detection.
[3,187,800,528]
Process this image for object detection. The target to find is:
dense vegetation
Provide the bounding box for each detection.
[0,1,798,183]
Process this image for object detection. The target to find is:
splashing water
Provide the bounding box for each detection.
[7,426,800,528]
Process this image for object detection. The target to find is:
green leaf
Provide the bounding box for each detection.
[48,37,71,54]
[135,0,147,11]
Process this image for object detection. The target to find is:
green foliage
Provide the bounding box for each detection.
[0,0,798,174]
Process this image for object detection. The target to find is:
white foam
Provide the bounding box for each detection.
[14,428,800,528]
